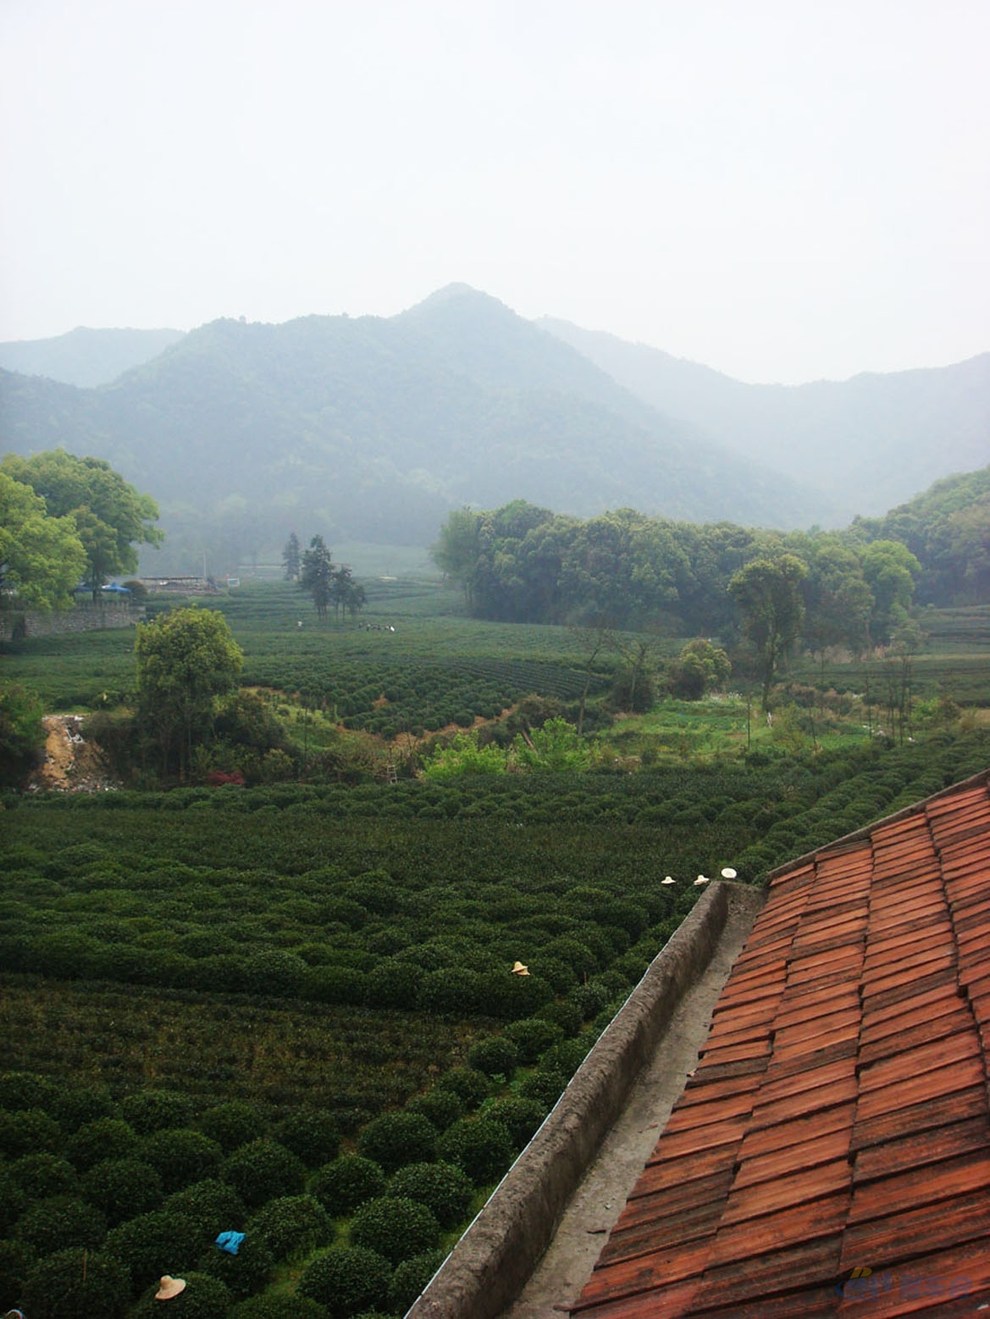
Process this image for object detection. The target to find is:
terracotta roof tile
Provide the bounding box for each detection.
[568,770,990,1318]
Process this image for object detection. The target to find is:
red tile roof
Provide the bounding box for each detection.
[569,770,990,1317]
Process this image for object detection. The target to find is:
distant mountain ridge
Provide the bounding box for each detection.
[540,318,989,521]
[0,326,185,388]
[0,286,986,573]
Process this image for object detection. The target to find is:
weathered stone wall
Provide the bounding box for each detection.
[408,881,762,1319]
[0,604,144,642]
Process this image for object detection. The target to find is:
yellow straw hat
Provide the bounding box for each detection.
[155,1276,187,1301]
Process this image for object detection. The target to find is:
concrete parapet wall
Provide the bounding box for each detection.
[408,880,742,1319]
[0,604,143,642]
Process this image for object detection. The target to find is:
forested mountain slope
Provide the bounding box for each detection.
[541,317,990,521]
[0,288,829,568]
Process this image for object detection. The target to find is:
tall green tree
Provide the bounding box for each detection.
[300,536,334,620]
[431,508,482,607]
[330,564,366,620]
[0,471,87,610]
[861,539,921,645]
[2,450,162,599]
[729,554,807,710]
[282,532,301,582]
[135,607,243,779]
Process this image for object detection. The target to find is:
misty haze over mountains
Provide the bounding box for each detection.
[0,284,986,572]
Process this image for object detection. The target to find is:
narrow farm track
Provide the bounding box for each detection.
[29,714,119,792]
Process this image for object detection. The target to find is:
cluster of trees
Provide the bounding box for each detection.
[433,501,924,656]
[283,533,366,622]
[0,450,161,608]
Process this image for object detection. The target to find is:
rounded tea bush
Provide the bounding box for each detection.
[104,1208,202,1287]
[386,1160,473,1228]
[121,1088,196,1135]
[504,1017,565,1065]
[66,1116,139,1171]
[436,1116,514,1186]
[405,1086,464,1132]
[246,1194,333,1260]
[350,1196,440,1266]
[388,1248,446,1313]
[228,1295,327,1319]
[467,1035,519,1079]
[81,1157,164,1225]
[273,1107,340,1167]
[0,1070,60,1113]
[129,1269,232,1318]
[0,1107,62,1158]
[15,1195,107,1254]
[518,1068,568,1107]
[196,1100,266,1154]
[0,1236,37,1304]
[0,1167,27,1235]
[8,1152,79,1199]
[22,1246,129,1319]
[356,1111,436,1175]
[433,1066,492,1110]
[221,1138,306,1209]
[163,1178,247,1237]
[51,1082,114,1132]
[139,1127,223,1192]
[297,1244,392,1316]
[310,1154,386,1216]
[481,1095,547,1150]
[197,1231,274,1300]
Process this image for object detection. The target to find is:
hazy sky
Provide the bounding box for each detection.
[2,0,987,383]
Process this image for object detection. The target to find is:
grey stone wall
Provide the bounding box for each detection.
[0,603,144,642]
[408,881,751,1319]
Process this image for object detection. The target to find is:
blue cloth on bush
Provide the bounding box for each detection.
[216,1230,245,1255]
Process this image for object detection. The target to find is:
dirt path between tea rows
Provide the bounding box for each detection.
[29,714,119,792]
[502,885,761,1318]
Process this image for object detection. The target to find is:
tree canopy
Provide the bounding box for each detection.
[0,471,87,610]
[135,608,243,780]
[1,450,162,600]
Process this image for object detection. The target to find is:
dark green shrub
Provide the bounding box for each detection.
[363,958,423,1009]
[130,1270,232,1317]
[480,1096,547,1149]
[297,1244,392,1316]
[66,1117,139,1170]
[434,1066,492,1110]
[273,1108,340,1167]
[221,1139,306,1209]
[504,1018,565,1064]
[9,1152,79,1199]
[405,1086,464,1131]
[0,1236,36,1304]
[0,1071,60,1112]
[388,1248,446,1312]
[246,1194,333,1260]
[228,1295,326,1318]
[197,1231,274,1299]
[104,1209,202,1287]
[15,1195,107,1254]
[0,1166,27,1234]
[139,1127,223,1192]
[542,1035,594,1077]
[196,1101,266,1153]
[518,1070,567,1106]
[51,1083,114,1132]
[0,1106,61,1157]
[22,1247,129,1319]
[163,1178,246,1237]
[82,1158,164,1225]
[435,1117,514,1186]
[539,998,583,1035]
[350,1196,440,1266]
[415,967,487,1015]
[121,1089,196,1135]
[310,1155,386,1216]
[386,1160,473,1228]
[467,1035,519,1079]
[356,1111,436,1175]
